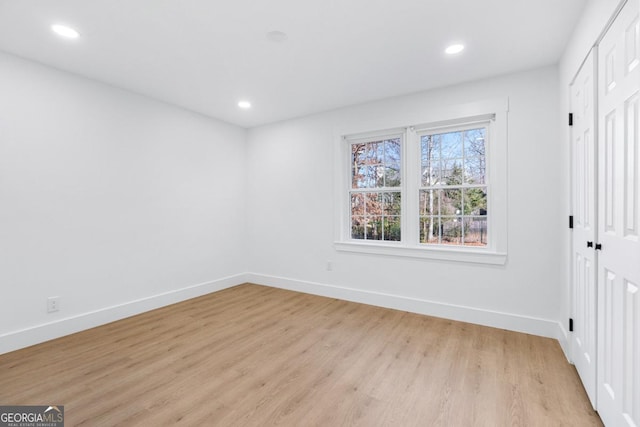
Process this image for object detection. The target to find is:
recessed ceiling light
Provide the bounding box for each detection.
[51,24,80,39]
[266,30,288,43]
[445,44,465,55]
[238,101,251,109]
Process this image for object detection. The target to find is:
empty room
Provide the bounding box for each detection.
[0,0,638,425]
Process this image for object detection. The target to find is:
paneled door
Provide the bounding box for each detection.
[596,0,640,425]
[571,49,598,408]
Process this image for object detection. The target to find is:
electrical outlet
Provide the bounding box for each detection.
[327,260,333,271]
[47,296,60,313]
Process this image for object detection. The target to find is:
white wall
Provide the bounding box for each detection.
[557,0,624,360]
[0,52,247,353]
[246,66,565,340]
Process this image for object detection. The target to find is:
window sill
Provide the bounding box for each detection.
[334,241,507,265]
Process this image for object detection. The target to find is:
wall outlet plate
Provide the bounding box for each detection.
[47,296,60,313]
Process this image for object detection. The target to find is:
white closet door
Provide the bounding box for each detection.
[597,0,640,425]
[571,49,598,408]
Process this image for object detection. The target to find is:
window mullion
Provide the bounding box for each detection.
[404,128,419,245]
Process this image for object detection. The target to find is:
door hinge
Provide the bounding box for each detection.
[569,113,573,126]
[569,318,574,332]
[569,215,574,229]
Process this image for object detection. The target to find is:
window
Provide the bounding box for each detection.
[350,136,402,241]
[335,99,508,265]
[418,125,488,247]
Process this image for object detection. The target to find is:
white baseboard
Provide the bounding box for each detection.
[247,273,565,341]
[2,272,569,358]
[0,273,248,355]
[556,322,572,362]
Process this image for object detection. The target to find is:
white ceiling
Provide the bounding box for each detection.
[0,0,586,128]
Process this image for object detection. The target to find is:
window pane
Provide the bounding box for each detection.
[352,165,373,189]
[421,135,434,160]
[421,135,438,162]
[352,143,375,188]
[421,165,441,186]
[365,142,383,163]
[464,128,486,158]
[463,187,487,215]
[385,139,401,163]
[366,216,383,240]
[464,156,485,185]
[420,217,440,244]
[383,192,401,215]
[351,216,365,239]
[351,144,368,188]
[441,160,464,185]
[441,188,462,216]
[441,217,462,245]
[384,139,401,187]
[464,128,486,184]
[463,217,488,247]
[374,165,386,188]
[421,135,441,186]
[385,163,401,187]
[365,192,381,214]
[351,164,360,188]
[352,143,366,166]
[440,131,463,159]
[384,216,401,241]
[419,189,439,216]
[350,193,364,216]
[367,166,379,188]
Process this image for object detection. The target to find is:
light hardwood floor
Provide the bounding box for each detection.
[0,284,601,426]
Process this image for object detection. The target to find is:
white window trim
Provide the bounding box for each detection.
[333,98,508,265]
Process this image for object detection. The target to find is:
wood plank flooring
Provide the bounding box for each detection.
[0,284,602,426]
